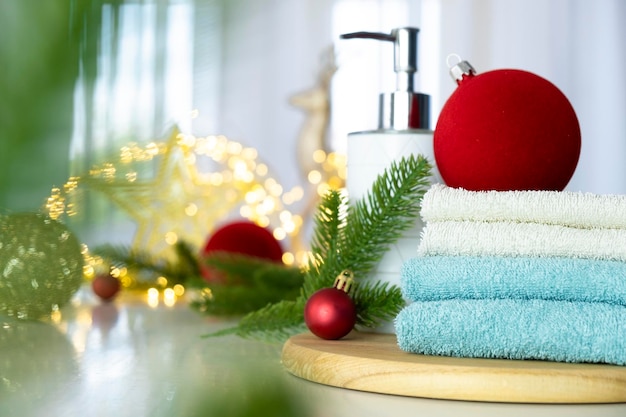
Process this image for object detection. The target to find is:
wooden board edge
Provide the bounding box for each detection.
[281,332,626,404]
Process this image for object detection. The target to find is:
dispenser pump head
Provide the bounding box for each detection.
[341,27,430,130]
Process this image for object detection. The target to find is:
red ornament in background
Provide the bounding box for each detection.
[92,273,121,302]
[304,270,357,340]
[434,59,581,191]
[200,220,284,282]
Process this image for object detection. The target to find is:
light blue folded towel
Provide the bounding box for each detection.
[401,255,626,306]
[395,299,626,365]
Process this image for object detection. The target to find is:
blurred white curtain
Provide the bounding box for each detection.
[197,0,337,192]
[208,0,426,191]
[72,0,196,174]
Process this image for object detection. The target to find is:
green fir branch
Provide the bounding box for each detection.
[339,154,431,279]
[352,280,404,328]
[190,284,301,317]
[174,240,203,278]
[208,155,432,341]
[300,154,431,297]
[205,299,308,343]
[301,189,346,296]
[94,243,305,316]
[91,243,190,287]
[202,252,302,289]
[191,253,304,316]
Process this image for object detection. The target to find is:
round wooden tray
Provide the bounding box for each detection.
[281,331,626,403]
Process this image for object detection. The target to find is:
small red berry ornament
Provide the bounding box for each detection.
[304,270,357,340]
[92,273,121,302]
[434,58,581,191]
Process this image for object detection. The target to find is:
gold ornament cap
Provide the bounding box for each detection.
[333,270,355,293]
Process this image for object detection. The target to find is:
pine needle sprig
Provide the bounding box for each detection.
[307,188,345,260]
[91,243,161,271]
[201,252,303,290]
[93,242,305,316]
[301,189,346,297]
[205,299,308,343]
[338,154,432,279]
[91,243,192,287]
[352,280,404,328]
[191,253,304,316]
[207,154,432,341]
[191,285,300,317]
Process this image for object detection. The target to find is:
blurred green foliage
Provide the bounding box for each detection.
[0,0,100,212]
[176,364,313,417]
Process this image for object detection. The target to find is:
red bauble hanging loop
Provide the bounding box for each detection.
[434,59,581,191]
[304,270,357,340]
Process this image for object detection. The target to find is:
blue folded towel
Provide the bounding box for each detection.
[395,299,626,365]
[401,255,626,306]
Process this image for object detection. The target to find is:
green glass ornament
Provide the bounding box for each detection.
[0,213,84,319]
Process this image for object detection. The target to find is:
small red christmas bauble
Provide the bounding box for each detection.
[304,287,356,340]
[92,274,121,302]
[434,65,581,191]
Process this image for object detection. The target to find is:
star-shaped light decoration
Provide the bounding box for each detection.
[87,127,260,260]
[45,126,307,278]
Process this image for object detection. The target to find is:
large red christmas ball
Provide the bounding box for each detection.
[434,68,581,191]
[200,220,284,281]
[304,287,356,340]
[202,220,283,261]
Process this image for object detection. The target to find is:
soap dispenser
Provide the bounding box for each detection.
[341,27,441,333]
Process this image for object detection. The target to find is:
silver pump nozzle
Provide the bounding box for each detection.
[340,27,430,130]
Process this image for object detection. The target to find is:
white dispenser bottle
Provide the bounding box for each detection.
[342,27,442,333]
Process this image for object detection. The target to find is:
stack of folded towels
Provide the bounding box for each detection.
[394,183,626,365]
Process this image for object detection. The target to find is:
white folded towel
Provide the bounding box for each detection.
[421,184,626,229]
[417,220,626,262]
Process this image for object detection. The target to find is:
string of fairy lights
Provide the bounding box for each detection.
[45,127,346,303]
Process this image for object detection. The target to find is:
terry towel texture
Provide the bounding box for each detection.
[395,299,626,365]
[421,183,626,229]
[396,184,626,365]
[416,220,626,261]
[401,255,626,306]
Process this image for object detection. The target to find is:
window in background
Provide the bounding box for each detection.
[71,0,194,168]
[70,0,196,245]
[4,0,624,232]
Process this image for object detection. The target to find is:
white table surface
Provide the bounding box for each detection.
[2,287,625,417]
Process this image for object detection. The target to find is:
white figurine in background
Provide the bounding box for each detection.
[289,46,339,252]
[289,45,337,182]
